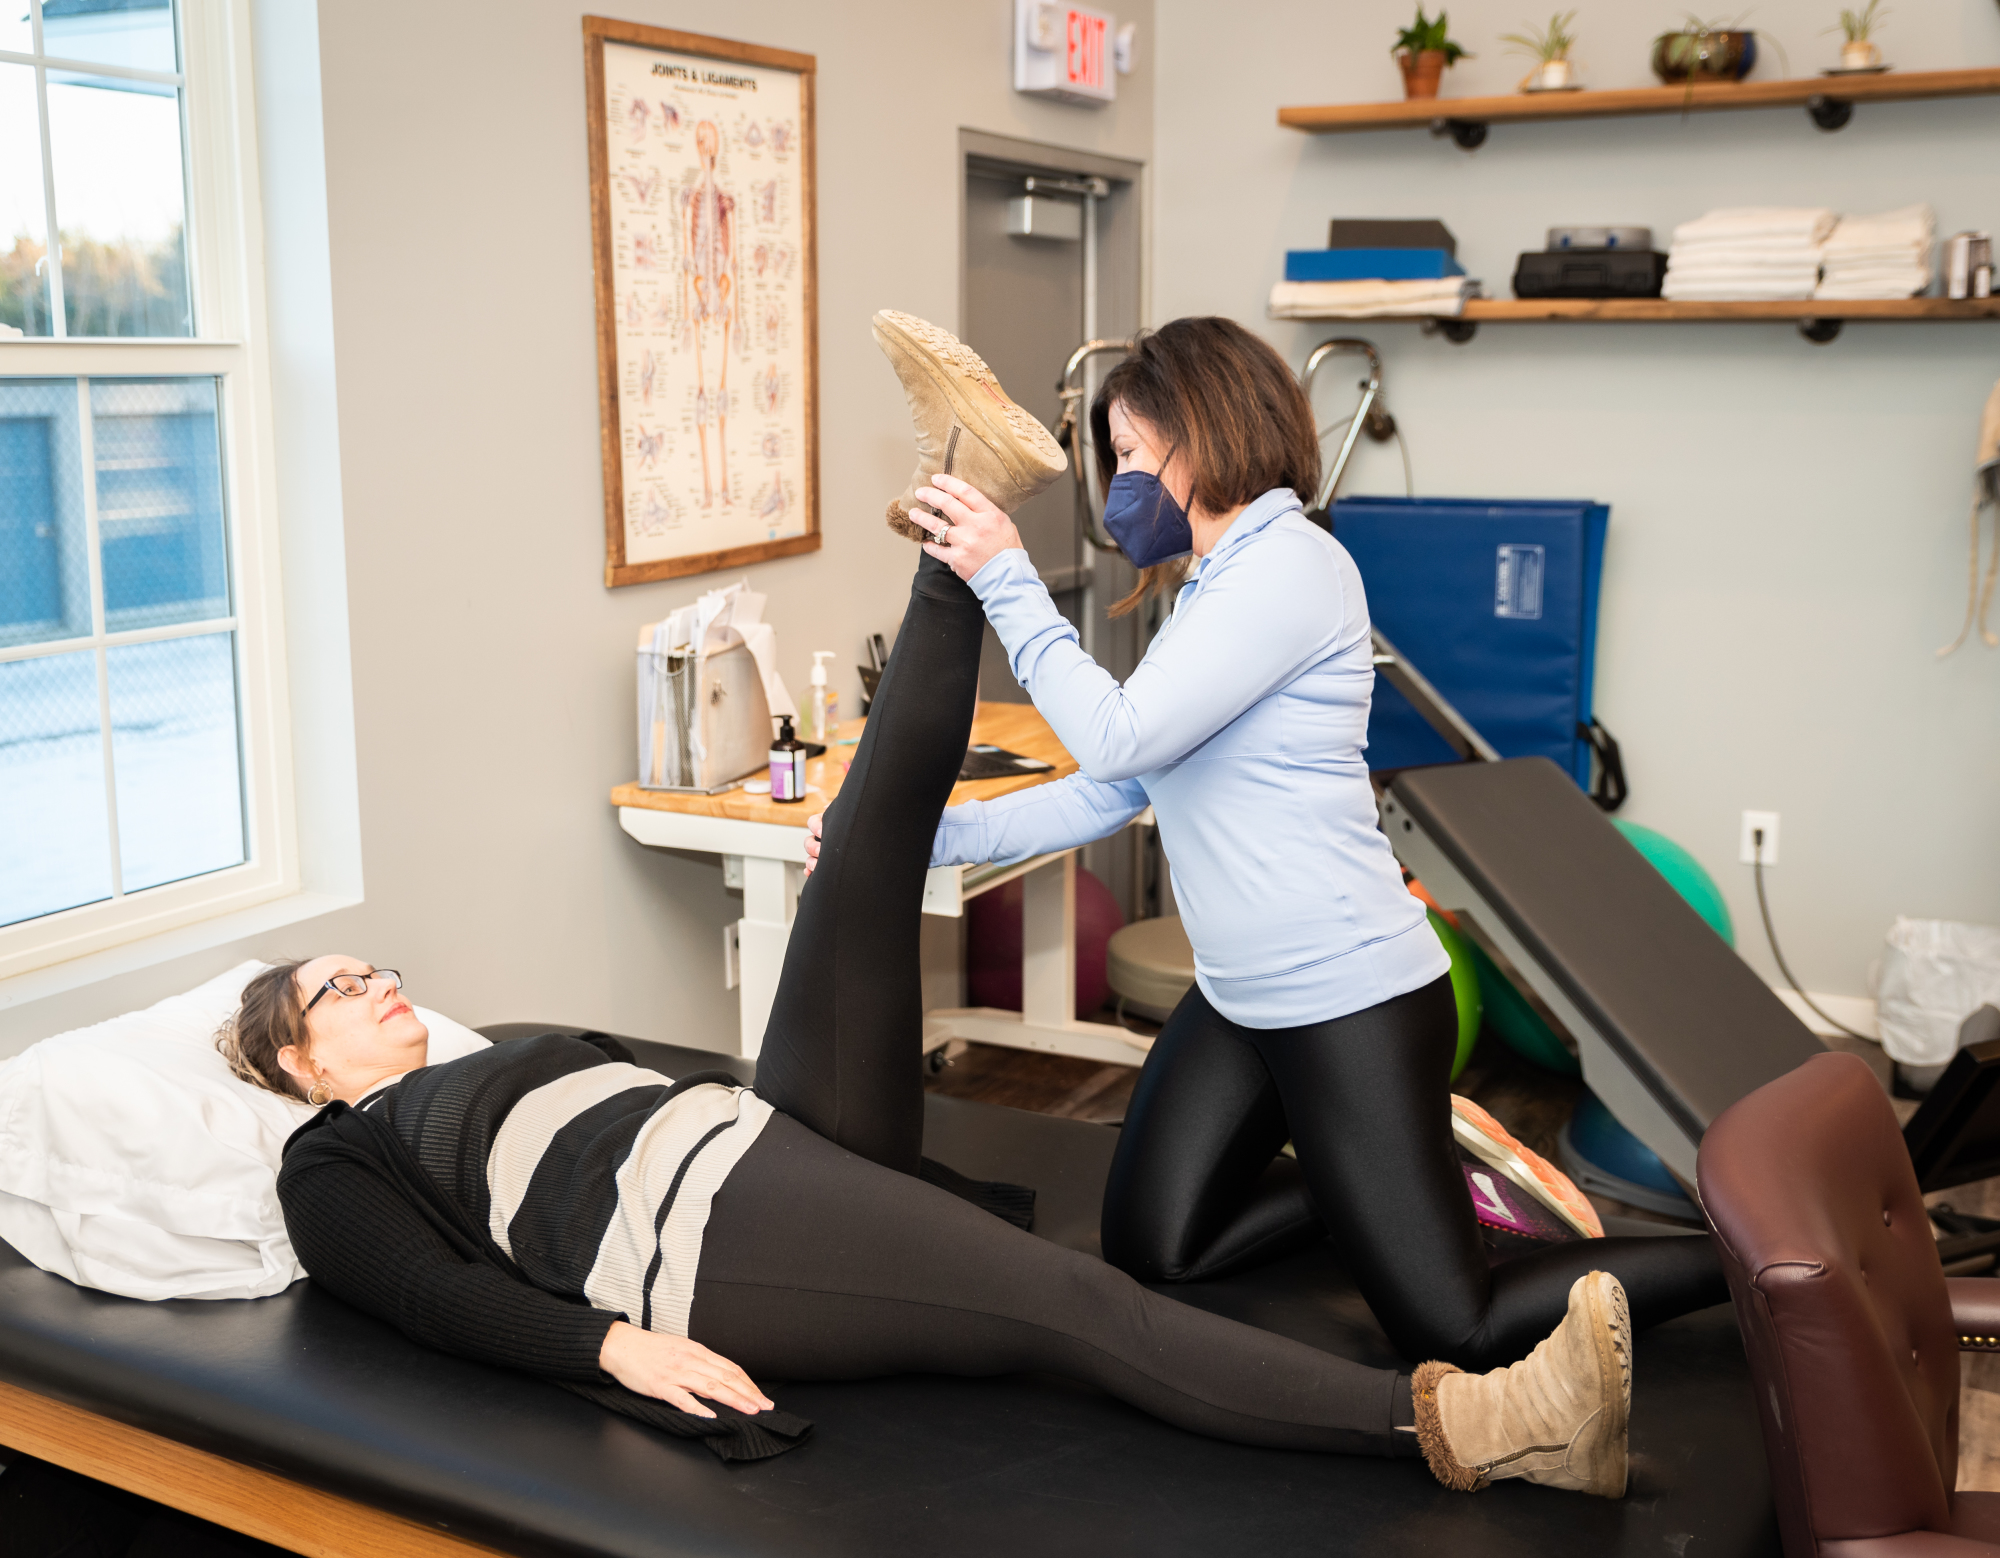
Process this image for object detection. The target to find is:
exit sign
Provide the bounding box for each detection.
[1014,0,1116,106]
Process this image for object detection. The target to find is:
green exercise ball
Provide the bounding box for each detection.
[1469,816,1734,1076]
[1610,819,1734,947]
[1428,910,1483,1082]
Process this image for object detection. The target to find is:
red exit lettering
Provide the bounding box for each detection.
[1066,11,1105,89]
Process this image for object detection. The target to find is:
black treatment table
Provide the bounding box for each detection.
[1382,757,1827,1189]
[0,1027,1777,1558]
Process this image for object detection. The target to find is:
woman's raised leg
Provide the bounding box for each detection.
[750,552,983,1174]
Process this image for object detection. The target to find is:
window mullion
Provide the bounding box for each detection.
[29,0,65,339]
[73,377,124,898]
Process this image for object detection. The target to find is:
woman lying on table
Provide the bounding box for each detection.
[226,471,1630,1501]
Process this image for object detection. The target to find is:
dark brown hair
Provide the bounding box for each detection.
[216,959,313,1101]
[1089,317,1320,616]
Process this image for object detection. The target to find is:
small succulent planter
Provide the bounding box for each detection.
[1400,48,1450,98]
[1392,7,1468,100]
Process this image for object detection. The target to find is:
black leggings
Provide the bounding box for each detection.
[1102,977,1729,1371]
[688,554,1417,1457]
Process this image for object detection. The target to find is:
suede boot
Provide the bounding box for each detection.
[871,310,1067,539]
[1412,1271,1632,1498]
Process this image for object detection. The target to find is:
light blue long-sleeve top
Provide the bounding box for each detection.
[932,486,1447,1029]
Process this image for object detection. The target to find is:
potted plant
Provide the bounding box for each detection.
[1830,0,1887,69]
[1651,14,1759,83]
[1392,7,1469,100]
[1502,10,1580,90]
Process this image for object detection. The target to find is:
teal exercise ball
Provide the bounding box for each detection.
[1610,820,1734,947]
[1427,910,1482,1082]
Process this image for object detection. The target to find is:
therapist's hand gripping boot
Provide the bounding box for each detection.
[1413,1270,1632,1498]
[872,310,1066,540]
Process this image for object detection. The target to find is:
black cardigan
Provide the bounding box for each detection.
[275,1032,809,1462]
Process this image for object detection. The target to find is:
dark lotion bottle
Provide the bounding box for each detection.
[769,714,808,803]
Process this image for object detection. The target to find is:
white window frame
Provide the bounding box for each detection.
[0,0,298,980]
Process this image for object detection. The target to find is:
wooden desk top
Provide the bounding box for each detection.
[609,699,1075,826]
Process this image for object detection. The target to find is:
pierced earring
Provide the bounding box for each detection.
[305,1078,332,1107]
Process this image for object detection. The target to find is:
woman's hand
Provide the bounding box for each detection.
[598,1319,772,1418]
[803,811,822,877]
[914,472,1024,582]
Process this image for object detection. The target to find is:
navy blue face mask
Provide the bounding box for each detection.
[1101,470,1193,568]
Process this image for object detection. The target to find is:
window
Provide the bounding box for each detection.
[1,0,297,978]
[2,0,191,339]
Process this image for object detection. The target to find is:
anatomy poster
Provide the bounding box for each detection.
[586,20,819,585]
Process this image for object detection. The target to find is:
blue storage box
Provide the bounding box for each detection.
[1284,248,1466,282]
[1330,496,1609,789]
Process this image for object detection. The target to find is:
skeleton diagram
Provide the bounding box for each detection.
[679,120,736,510]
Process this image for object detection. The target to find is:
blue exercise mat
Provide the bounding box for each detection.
[1330,496,1610,789]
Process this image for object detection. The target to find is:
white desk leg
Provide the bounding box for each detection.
[922,844,1152,1067]
[1020,852,1077,1027]
[736,857,801,1059]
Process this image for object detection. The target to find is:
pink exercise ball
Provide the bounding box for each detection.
[966,868,1124,1019]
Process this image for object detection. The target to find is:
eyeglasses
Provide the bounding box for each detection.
[304,968,403,1012]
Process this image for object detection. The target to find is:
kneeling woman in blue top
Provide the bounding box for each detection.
[873,317,1726,1372]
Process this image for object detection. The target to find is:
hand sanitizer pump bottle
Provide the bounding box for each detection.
[808,651,839,743]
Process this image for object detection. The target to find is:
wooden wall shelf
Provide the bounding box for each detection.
[1278,67,2000,145]
[1274,297,2000,344]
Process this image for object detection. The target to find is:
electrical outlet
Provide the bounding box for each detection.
[722,922,741,990]
[1739,811,1780,866]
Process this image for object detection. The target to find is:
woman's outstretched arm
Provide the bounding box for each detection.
[804,768,1147,876]
[917,475,1354,782]
[931,771,1149,868]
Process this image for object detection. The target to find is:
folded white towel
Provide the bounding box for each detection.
[1267,278,1477,319]
[1662,275,1819,301]
[1823,243,1930,266]
[1667,252,1826,275]
[1824,204,1935,248]
[1672,239,1832,258]
[1671,206,1839,246]
[1814,268,1931,300]
[1813,205,1934,298]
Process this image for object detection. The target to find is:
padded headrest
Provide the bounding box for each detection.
[1699,1052,1957,1541]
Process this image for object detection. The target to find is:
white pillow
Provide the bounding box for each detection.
[0,959,490,1301]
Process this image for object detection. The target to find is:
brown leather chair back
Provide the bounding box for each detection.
[1698,1052,1958,1556]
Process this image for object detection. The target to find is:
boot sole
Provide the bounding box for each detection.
[871,310,1066,499]
[1572,1271,1632,1498]
[1450,1096,1603,1239]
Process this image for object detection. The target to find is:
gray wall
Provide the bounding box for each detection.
[0,0,1153,1056]
[8,0,1998,1055]
[1153,0,2000,998]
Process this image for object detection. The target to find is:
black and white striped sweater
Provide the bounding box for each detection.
[276,1032,801,1460]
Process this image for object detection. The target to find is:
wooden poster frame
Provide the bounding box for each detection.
[584,16,820,587]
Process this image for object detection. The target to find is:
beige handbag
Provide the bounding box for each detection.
[637,627,772,792]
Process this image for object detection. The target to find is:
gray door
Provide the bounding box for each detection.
[958,133,1153,921]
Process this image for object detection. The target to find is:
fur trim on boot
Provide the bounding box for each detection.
[1412,1359,1483,1492]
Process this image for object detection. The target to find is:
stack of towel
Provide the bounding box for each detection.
[1661,207,1837,301]
[1267,276,1480,319]
[1815,205,1935,299]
